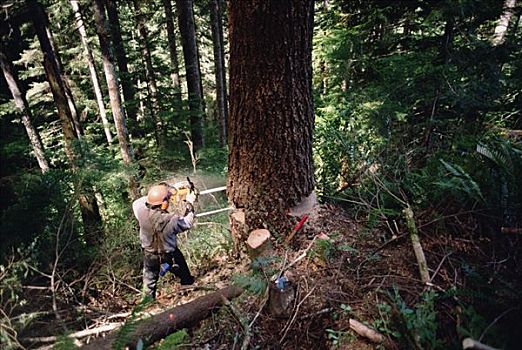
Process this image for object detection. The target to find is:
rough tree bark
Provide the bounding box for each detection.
[32,2,103,244]
[105,0,139,135]
[82,286,243,349]
[209,0,227,146]
[162,0,182,103]
[32,2,78,165]
[44,21,83,140]
[133,0,163,146]
[492,0,517,46]
[227,0,315,234]
[69,0,113,145]
[93,0,140,199]
[0,48,50,173]
[176,0,203,149]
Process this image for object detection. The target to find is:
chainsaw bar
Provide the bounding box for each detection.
[195,186,232,217]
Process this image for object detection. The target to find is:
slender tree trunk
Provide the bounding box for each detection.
[93,0,139,199]
[133,0,163,145]
[0,49,50,173]
[32,2,103,244]
[32,3,78,166]
[218,0,227,113]
[162,0,182,103]
[210,0,227,146]
[45,25,83,140]
[105,0,139,135]
[70,0,112,145]
[228,0,315,233]
[493,0,517,46]
[176,0,203,149]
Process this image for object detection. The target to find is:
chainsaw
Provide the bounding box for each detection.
[160,177,232,217]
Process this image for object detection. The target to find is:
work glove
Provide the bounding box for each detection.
[186,191,197,205]
[184,191,196,217]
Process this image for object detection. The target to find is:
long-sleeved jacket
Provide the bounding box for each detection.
[132,196,194,253]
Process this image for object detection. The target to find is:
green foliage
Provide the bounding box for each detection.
[391,289,442,349]
[373,302,401,339]
[310,238,336,263]
[178,211,233,268]
[157,329,189,350]
[435,159,484,203]
[232,274,268,295]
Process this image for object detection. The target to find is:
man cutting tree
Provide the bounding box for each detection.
[132,181,197,299]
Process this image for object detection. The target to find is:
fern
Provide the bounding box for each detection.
[436,160,484,202]
[232,274,268,295]
[476,142,514,176]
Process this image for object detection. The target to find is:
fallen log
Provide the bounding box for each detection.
[82,286,243,349]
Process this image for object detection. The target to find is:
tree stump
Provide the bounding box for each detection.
[246,228,272,259]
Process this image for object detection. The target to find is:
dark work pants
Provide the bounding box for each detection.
[143,249,194,299]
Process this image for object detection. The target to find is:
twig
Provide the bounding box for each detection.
[478,307,515,342]
[184,133,198,174]
[276,237,317,279]
[299,307,333,320]
[280,285,317,342]
[248,286,270,329]
[356,233,407,279]
[430,252,453,283]
[220,296,251,350]
[22,323,122,343]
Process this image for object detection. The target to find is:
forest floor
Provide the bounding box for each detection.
[16,202,522,349]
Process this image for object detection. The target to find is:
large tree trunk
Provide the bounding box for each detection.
[70,0,113,145]
[227,0,315,234]
[133,0,163,146]
[82,286,243,349]
[92,0,140,199]
[105,0,139,136]
[32,2,103,244]
[162,0,182,103]
[209,0,227,147]
[492,0,517,46]
[0,48,50,173]
[176,0,203,149]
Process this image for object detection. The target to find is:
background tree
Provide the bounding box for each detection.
[31,1,103,245]
[133,0,162,137]
[105,0,139,136]
[0,48,50,173]
[69,0,112,145]
[162,0,183,103]
[92,0,139,198]
[209,0,227,146]
[227,0,315,233]
[176,0,204,149]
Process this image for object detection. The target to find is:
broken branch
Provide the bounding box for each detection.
[403,205,430,284]
[349,318,385,344]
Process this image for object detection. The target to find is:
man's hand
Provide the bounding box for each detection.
[186,191,197,205]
